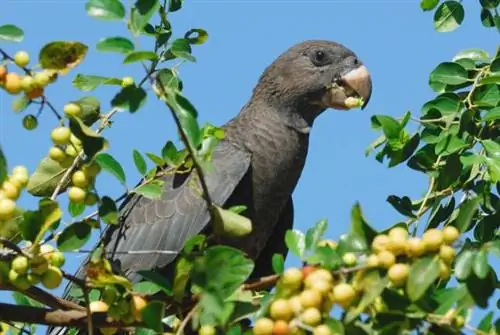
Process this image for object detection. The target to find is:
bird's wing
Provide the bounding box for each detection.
[249,196,293,281]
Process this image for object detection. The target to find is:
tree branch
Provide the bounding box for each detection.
[0,284,85,311]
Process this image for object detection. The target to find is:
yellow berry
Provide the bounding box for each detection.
[439,260,451,280]
[41,266,63,289]
[310,279,332,296]
[333,283,356,308]
[270,299,293,321]
[366,254,380,268]
[288,295,303,315]
[423,229,444,252]
[85,192,99,206]
[11,256,29,274]
[0,198,16,220]
[122,76,134,87]
[2,181,20,200]
[406,238,425,257]
[388,227,408,241]
[49,146,67,162]
[65,145,79,157]
[377,250,396,269]
[253,318,274,335]
[72,170,89,188]
[4,72,22,94]
[14,51,29,67]
[317,240,337,249]
[387,228,408,256]
[49,251,65,267]
[30,256,49,275]
[388,263,409,287]
[299,289,322,309]
[313,325,332,335]
[89,301,109,313]
[9,270,31,290]
[443,226,459,245]
[34,71,50,87]
[130,295,148,321]
[51,127,71,145]
[282,267,303,290]
[372,234,390,253]
[342,252,357,266]
[68,187,87,204]
[63,103,81,117]
[308,269,333,283]
[272,320,289,335]
[20,76,35,91]
[439,245,456,264]
[82,162,101,178]
[299,307,322,327]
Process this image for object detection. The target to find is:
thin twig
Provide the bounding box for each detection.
[176,303,199,335]
[64,249,178,255]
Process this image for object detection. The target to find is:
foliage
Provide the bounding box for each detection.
[0,1,498,335]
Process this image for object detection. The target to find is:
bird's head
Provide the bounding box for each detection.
[253,40,372,118]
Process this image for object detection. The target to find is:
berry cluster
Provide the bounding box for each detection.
[0,244,65,291]
[0,166,29,221]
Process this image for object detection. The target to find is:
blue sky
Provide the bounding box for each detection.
[0,0,498,333]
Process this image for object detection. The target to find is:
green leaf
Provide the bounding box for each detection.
[430,62,468,85]
[370,115,401,140]
[481,8,495,27]
[0,146,7,185]
[435,134,468,156]
[433,285,467,315]
[482,139,500,159]
[349,202,378,244]
[477,311,494,332]
[466,269,496,308]
[422,94,463,116]
[433,1,465,32]
[141,301,164,332]
[69,117,108,159]
[133,149,147,175]
[72,96,102,126]
[272,254,284,275]
[485,157,500,183]
[111,85,147,113]
[473,84,500,107]
[305,246,341,270]
[480,74,500,85]
[72,74,122,91]
[136,270,172,295]
[169,0,183,11]
[96,36,135,54]
[172,257,192,302]
[0,24,24,42]
[95,153,126,184]
[132,181,164,200]
[130,0,160,35]
[156,68,182,92]
[473,249,490,279]
[192,246,254,299]
[57,221,92,251]
[20,211,43,243]
[68,202,85,217]
[483,107,500,121]
[98,196,118,225]
[133,281,162,295]
[387,195,416,218]
[452,196,480,232]
[26,157,69,197]
[146,152,164,166]
[491,57,500,73]
[305,219,328,250]
[420,0,439,11]
[39,41,88,71]
[453,48,490,62]
[455,249,474,280]
[163,91,202,148]
[170,38,196,62]
[407,256,440,301]
[212,205,253,238]
[184,29,209,45]
[480,0,500,8]
[85,0,126,20]
[32,199,62,245]
[123,51,158,64]
[285,229,306,258]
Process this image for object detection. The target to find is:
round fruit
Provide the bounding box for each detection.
[11,256,29,274]
[439,261,451,280]
[388,263,409,286]
[65,145,78,157]
[0,198,16,220]
[371,234,390,253]
[68,187,87,204]
[333,283,356,308]
[121,76,134,87]
[4,72,22,94]
[302,266,316,279]
[14,51,29,67]
[342,252,357,266]
[288,295,303,315]
[9,270,31,290]
[41,266,63,289]
[272,320,289,335]
[20,76,35,91]
[40,243,55,255]
[406,238,425,257]
[377,250,396,269]
[10,173,28,188]
[317,239,337,249]
[34,71,50,87]
[12,166,28,178]
[85,193,98,206]
[27,273,41,285]
[270,299,293,321]
[51,127,71,145]
[388,227,408,240]
[2,181,20,200]
[253,318,274,335]
[299,289,322,309]
[282,267,303,290]
[423,229,444,252]
[100,328,118,335]
[89,300,109,313]
[313,325,332,335]
[454,315,465,328]
[300,307,322,327]
[443,226,459,245]
[306,269,333,284]
[72,170,89,188]
[26,87,44,99]
[70,133,82,146]
[439,245,456,263]
[0,65,6,80]
[310,279,332,295]
[22,114,38,130]
[49,251,65,267]
[366,254,379,268]
[344,97,363,108]
[49,147,67,162]
[387,237,407,256]
[131,295,148,321]
[30,256,49,275]
[63,103,81,117]
[82,162,101,178]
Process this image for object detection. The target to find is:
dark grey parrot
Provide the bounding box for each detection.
[49,39,372,334]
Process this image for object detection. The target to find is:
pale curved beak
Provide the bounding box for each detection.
[341,65,372,109]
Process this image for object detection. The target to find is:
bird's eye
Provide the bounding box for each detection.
[353,58,359,65]
[311,50,328,66]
